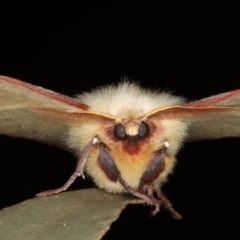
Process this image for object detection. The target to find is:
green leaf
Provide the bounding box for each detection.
[0,188,144,240]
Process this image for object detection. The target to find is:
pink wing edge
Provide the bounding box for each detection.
[0,75,89,110]
[185,89,240,107]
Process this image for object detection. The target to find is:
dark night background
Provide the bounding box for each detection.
[0,3,239,239]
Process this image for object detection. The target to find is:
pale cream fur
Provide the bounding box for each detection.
[67,81,189,193]
[77,81,185,118]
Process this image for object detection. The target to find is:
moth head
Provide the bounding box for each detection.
[113,120,150,141]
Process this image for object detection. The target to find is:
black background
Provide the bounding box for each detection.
[0,3,239,239]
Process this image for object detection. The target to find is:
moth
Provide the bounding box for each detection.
[1,75,240,219]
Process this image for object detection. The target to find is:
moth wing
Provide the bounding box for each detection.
[185,89,240,141]
[0,75,89,151]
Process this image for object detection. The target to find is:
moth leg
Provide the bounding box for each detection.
[147,183,154,196]
[138,143,182,219]
[118,178,161,216]
[98,142,161,216]
[137,141,182,218]
[36,136,100,196]
[156,189,182,219]
[138,143,168,193]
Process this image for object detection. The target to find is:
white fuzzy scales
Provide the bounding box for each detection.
[76,81,185,119]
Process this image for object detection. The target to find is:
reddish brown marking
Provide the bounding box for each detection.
[105,126,141,155]
[148,121,158,138]
[105,121,160,156]
[106,128,142,155]
[122,141,140,155]
[122,121,160,156]
[185,89,240,107]
[105,126,115,142]
[0,75,89,110]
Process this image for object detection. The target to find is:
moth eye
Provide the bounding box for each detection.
[113,123,127,140]
[138,122,150,139]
